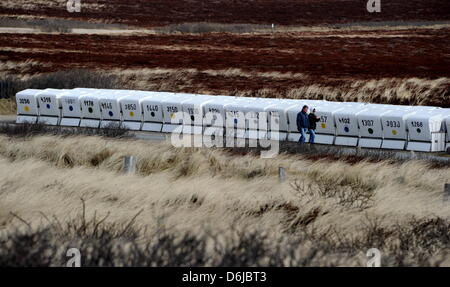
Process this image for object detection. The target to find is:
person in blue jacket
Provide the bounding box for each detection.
[296,105,310,144]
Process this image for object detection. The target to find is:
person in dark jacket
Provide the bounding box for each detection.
[308,108,320,144]
[296,105,310,144]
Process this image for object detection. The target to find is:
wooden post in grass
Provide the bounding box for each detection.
[279,167,286,183]
[123,156,137,174]
[444,184,450,202]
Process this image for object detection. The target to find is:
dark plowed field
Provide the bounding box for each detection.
[2,0,450,26]
[1,1,449,107]
[1,29,449,79]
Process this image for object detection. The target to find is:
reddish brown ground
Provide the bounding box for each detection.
[2,0,450,27]
[2,28,449,106]
[1,29,449,79]
[0,29,450,77]
[1,1,449,107]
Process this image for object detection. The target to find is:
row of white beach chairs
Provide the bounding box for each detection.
[15,88,450,152]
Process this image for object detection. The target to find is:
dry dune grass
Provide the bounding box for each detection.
[0,135,449,266]
[115,68,450,106]
[0,98,15,115]
[154,22,450,35]
[284,78,450,106]
[1,0,105,11]
[116,68,308,84]
[0,60,47,76]
[2,67,448,109]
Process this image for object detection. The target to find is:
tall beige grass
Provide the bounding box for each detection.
[0,135,449,265]
[0,135,448,233]
[0,98,15,115]
[114,68,450,107]
[284,77,450,106]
